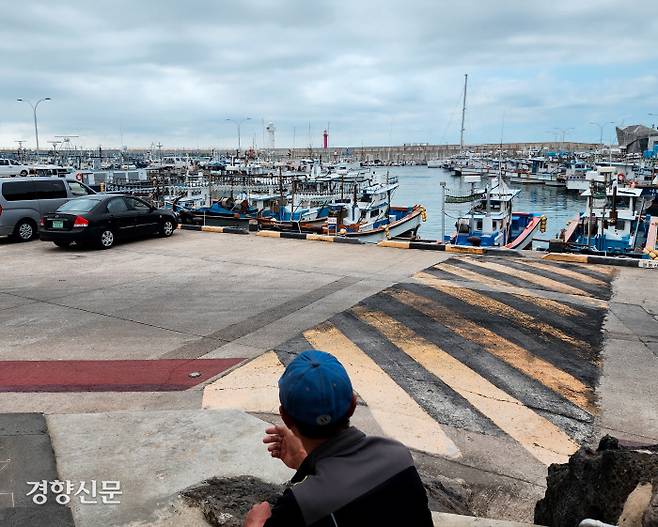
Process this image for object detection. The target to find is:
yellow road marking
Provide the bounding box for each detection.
[463,258,591,296]
[202,351,283,414]
[387,289,596,413]
[305,234,336,242]
[446,245,485,255]
[513,260,608,287]
[378,240,411,249]
[542,255,617,277]
[419,281,590,351]
[580,263,617,277]
[415,272,592,314]
[256,230,281,238]
[510,294,585,318]
[430,264,513,289]
[304,323,461,458]
[352,306,579,465]
[542,253,588,263]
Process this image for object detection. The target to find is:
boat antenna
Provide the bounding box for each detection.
[459,73,468,151]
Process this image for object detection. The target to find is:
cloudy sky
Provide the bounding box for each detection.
[2,0,658,150]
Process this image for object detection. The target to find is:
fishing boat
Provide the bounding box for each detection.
[322,172,427,243]
[257,203,331,232]
[444,175,545,249]
[565,162,593,192]
[559,166,654,256]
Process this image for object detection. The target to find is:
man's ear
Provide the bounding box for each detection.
[346,394,357,418]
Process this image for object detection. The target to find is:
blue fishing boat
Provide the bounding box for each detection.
[257,203,331,232]
[445,176,545,249]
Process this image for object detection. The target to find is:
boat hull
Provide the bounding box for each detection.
[257,216,328,233]
[341,205,425,243]
[446,212,542,250]
[505,214,542,250]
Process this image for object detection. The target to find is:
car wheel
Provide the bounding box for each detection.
[54,241,71,248]
[161,219,175,237]
[13,219,36,242]
[98,229,115,249]
[19,170,28,176]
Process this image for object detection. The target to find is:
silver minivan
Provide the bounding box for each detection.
[0,177,96,241]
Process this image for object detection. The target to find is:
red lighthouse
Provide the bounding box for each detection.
[323,129,328,149]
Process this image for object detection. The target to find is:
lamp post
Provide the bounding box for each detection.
[588,122,605,148]
[17,97,51,156]
[552,127,574,149]
[226,117,251,154]
[649,113,658,129]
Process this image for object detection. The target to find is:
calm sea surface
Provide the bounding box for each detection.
[378,165,584,243]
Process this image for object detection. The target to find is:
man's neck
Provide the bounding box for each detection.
[299,436,329,456]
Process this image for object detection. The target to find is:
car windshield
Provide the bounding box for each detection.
[57,198,101,212]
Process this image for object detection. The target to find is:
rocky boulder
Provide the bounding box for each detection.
[534,436,658,527]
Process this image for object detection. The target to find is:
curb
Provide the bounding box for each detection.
[377,240,523,257]
[543,252,658,269]
[178,224,249,235]
[256,230,363,244]
[431,512,538,527]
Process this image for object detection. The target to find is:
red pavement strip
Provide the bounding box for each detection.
[0,359,244,392]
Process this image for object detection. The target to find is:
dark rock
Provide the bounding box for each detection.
[534,435,658,527]
[182,476,285,527]
[423,475,472,516]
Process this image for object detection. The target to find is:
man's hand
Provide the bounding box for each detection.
[244,501,271,527]
[263,424,307,470]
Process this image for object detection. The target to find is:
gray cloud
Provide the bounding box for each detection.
[1,0,657,149]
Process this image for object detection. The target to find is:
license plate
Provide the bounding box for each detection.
[52,220,64,229]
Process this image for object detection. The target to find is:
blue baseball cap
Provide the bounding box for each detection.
[279,350,354,428]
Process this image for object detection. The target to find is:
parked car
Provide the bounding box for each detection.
[39,194,178,249]
[0,177,96,241]
[0,158,30,177]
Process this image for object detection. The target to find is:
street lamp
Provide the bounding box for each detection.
[226,117,251,153]
[553,127,574,145]
[588,122,604,147]
[17,97,51,156]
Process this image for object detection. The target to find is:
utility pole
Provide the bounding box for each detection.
[459,74,468,151]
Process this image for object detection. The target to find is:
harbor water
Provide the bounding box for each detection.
[383,165,583,243]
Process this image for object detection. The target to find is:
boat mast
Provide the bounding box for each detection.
[459,73,468,151]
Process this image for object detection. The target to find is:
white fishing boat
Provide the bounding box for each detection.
[325,172,427,243]
[565,162,592,192]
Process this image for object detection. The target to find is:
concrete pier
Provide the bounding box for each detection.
[0,231,655,525]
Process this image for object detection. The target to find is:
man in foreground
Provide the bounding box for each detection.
[244,349,433,527]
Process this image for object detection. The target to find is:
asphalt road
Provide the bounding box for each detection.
[0,231,656,524]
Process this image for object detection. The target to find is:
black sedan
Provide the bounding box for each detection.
[39,194,178,249]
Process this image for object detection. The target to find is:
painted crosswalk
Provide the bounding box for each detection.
[203,255,614,466]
